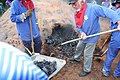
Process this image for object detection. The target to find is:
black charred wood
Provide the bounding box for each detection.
[34,60,57,76]
[45,23,79,57]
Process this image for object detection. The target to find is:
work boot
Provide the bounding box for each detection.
[79,71,91,77]
[102,68,109,77]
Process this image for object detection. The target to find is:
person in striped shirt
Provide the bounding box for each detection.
[0,41,49,80]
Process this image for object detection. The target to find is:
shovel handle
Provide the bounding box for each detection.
[61,29,118,45]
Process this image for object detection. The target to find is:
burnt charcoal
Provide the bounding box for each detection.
[34,60,57,76]
[46,39,54,44]
[45,23,79,57]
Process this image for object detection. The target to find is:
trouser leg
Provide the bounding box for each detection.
[73,41,85,61]
[114,60,120,77]
[84,42,96,72]
[34,36,42,53]
[103,43,119,74]
[22,40,32,56]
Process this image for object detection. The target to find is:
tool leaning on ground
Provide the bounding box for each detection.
[61,28,118,45]
[27,5,35,55]
[24,6,38,58]
[29,10,35,54]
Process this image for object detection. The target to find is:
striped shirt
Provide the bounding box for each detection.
[0,41,49,80]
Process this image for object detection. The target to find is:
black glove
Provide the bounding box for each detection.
[25,9,32,17]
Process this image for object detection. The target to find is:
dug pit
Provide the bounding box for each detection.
[43,23,79,59]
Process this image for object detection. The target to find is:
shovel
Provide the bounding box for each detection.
[61,29,118,45]
[29,15,42,60]
[26,6,40,60]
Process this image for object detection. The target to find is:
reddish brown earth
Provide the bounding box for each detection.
[0,0,120,80]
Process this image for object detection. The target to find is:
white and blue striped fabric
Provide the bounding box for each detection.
[0,41,49,80]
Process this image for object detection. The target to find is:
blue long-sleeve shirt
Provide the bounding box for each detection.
[75,3,120,43]
[10,0,40,41]
[110,8,120,45]
[0,41,49,80]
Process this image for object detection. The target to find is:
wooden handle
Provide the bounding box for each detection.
[61,29,118,45]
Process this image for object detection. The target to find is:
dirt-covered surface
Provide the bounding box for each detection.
[0,0,120,80]
[43,19,120,80]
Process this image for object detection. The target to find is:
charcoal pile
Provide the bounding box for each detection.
[45,23,79,57]
[34,60,57,76]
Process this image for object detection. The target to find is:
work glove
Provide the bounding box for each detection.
[25,9,32,17]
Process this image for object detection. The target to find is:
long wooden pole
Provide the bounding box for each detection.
[28,5,35,54]
[30,17,35,54]
[61,29,118,45]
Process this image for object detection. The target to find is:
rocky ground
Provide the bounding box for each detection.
[0,0,120,80]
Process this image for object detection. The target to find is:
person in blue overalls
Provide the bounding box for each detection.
[10,0,42,56]
[68,0,120,77]
[102,0,120,78]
